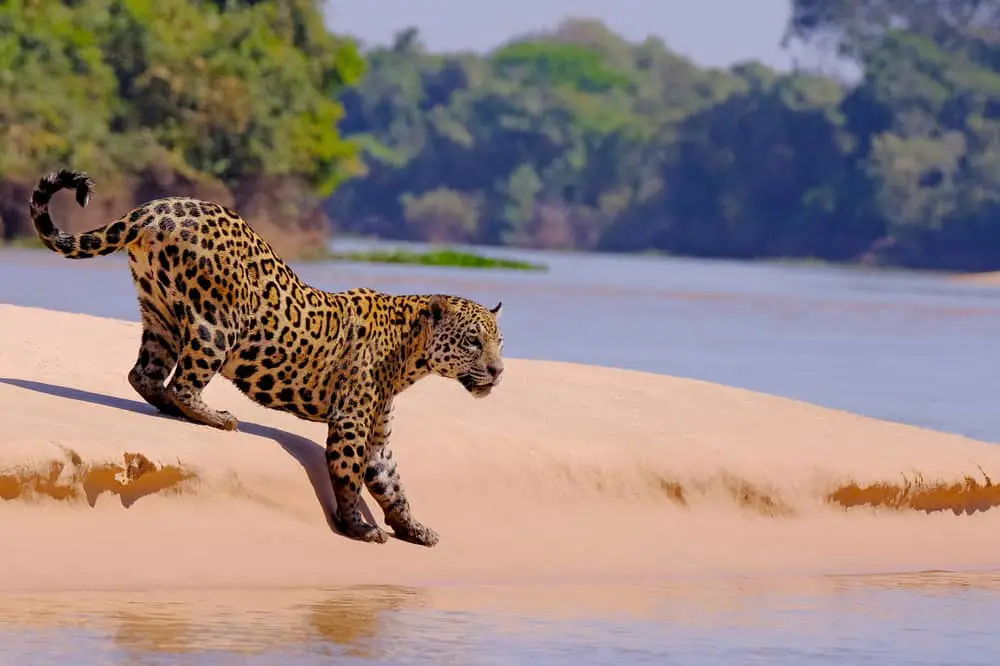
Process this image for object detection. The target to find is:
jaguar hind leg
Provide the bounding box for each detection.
[162,323,238,431]
[128,325,184,419]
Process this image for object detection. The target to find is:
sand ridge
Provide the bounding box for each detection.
[2,303,1000,591]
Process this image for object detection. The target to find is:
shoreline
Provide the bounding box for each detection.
[7,236,1000,278]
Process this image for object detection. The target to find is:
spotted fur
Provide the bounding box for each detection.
[29,168,506,546]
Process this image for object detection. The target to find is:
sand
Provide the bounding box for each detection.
[1,302,1000,593]
[948,270,1000,285]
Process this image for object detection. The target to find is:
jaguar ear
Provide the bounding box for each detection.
[489,300,503,319]
[428,295,451,323]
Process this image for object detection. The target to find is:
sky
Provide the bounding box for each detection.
[323,0,852,75]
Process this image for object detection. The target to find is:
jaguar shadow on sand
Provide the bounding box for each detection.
[22,168,508,546]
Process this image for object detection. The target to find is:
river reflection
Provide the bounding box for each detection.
[0,572,999,664]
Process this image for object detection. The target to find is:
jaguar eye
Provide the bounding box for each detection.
[468,337,482,349]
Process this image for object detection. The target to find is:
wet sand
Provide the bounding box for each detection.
[2,303,1000,593]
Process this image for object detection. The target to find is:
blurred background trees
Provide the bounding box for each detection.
[5,0,1000,270]
[0,0,364,256]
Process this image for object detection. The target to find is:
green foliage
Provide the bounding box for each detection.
[0,0,364,195]
[10,3,1000,272]
[328,11,1000,271]
[329,22,732,251]
[492,41,635,93]
[0,0,120,177]
[328,247,547,271]
[401,188,481,242]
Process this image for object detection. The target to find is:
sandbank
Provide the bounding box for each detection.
[1,303,1000,593]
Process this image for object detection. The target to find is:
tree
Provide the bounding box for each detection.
[0,0,365,256]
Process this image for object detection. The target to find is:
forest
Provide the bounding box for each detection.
[4,0,1000,271]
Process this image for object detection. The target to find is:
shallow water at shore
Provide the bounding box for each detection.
[3,573,1000,665]
[4,242,1000,662]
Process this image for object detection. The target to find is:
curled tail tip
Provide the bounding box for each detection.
[33,168,95,208]
[59,169,95,208]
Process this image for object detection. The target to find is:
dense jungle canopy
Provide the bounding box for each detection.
[4,0,1000,270]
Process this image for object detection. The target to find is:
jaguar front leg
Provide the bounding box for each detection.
[325,410,387,544]
[363,399,440,547]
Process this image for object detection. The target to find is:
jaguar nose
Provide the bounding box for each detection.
[487,363,503,379]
